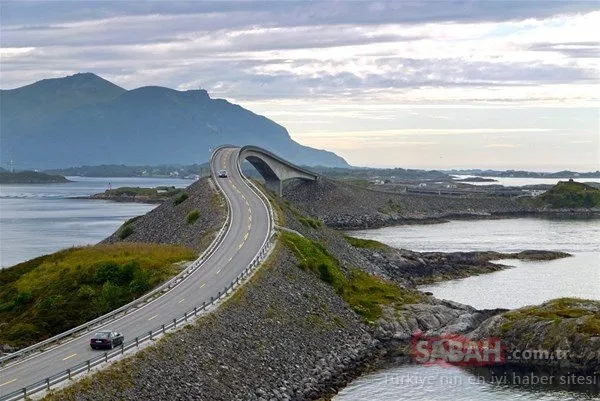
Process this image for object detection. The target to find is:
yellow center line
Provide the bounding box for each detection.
[249,215,252,222]
[238,242,243,249]
[248,223,252,230]
[62,353,77,361]
[245,200,249,206]
[0,379,17,387]
[216,268,222,275]
[178,298,185,303]
[248,208,251,213]
[228,256,233,262]
[200,283,206,288]
[244,232,249,241]
[148,314,159,321]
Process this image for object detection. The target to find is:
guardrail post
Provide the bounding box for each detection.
[136,337,139,348]
[105,352,108,363]
[184,312,188,322]
[210,296,213,304]
[194,306,198,316]
[173,318,177,328]
[87,360,91,371]
[149,331,153,340]
[162,324,165,334]
[23,388,27,397]
[218,291,221,298]
[121,344,124,355]
[203,301,206,310]
[46,377,50,389]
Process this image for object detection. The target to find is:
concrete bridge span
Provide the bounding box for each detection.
[236,145,319,196]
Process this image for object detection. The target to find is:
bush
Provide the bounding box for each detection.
[0,243,197,347]
[186,210,201,225]
[118,224,134,239]
[174,192,189,205]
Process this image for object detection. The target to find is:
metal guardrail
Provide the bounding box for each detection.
[0,146,277,401]
[0,150,231,370]
[0,233,275,401]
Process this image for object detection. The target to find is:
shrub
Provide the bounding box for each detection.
[186,210,201,225]
[0,243,196,347]
[174,192,189,205]
[118,224,134,240]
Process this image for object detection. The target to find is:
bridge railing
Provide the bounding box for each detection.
[0,150,231,369]
[0,230,276,401]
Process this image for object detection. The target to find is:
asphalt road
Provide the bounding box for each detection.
[0,146,271,396]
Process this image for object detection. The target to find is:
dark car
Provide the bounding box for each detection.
[218,169,228,178]
[90,331,124,350]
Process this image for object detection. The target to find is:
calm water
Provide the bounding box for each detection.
[340,217,600,401]
[0,177,191,268]
[336,365,599,401]
[453,175,600,187]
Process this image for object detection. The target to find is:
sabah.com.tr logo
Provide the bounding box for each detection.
[411,332,505,367]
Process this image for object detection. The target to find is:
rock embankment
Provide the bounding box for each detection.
[102,178,225,252]
[469,298,600,373]
[283,178,532,229]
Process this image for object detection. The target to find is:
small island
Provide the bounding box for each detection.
[89,186,185,203]
[0,171,70,184]
[530,180,600,209]
[453,176,498,183]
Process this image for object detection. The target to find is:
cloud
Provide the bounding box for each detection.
[485,143,523,148]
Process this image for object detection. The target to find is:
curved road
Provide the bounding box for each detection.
[0,146,271,397]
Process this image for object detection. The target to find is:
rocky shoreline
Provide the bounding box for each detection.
[282,178,599,229]
[41,179,598,400]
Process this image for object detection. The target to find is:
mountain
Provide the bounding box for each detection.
[0,73,349,169]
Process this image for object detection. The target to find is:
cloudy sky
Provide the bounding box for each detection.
[1,1,599,170]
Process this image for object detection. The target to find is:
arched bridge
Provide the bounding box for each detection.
[218,145,319,196]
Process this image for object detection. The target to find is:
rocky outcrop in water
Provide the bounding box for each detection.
[468,298,600,373]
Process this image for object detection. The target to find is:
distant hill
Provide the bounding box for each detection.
[534,180,600,208]
[1,73,348,169]
[0,171,70,184]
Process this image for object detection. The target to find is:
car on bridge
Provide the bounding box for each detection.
[90,331,124,350]
[218,169,228,178]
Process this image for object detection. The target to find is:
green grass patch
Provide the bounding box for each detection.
[174,192,189,205]
[299,216,323,229]
[186,210,201,225]
[281,232,423,322]
[344,235,388,250]
[118,224,134,239]
[527,181,600,209]
[0,243,196,347]
[502,298,600,336]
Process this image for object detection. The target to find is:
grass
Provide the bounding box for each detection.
[118,224,134,239]
[502,298,600,336]
[298,216,323,229]
[344,235,388,250]
[186,210,201,225]
[174,192,189,205]
[0,243,196,347]
[281,232,423,322]
[527,181,600,209]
